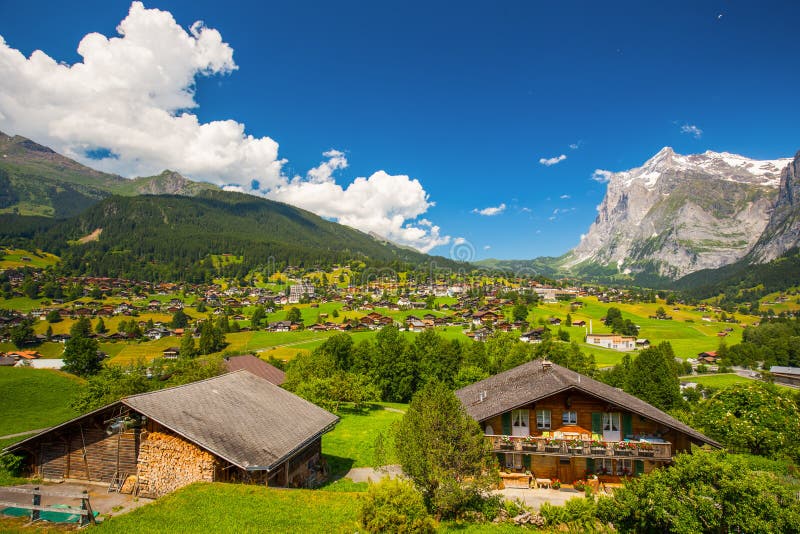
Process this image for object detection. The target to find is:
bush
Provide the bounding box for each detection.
[540,497,597,528]
[359,478,436,533]
[0,453,24,476]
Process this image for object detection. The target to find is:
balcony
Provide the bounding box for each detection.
[487,435,672,460]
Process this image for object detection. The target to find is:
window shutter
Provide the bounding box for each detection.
[586,457,595,474]
[635,460,644,476]
[496,453,506,467]
[622,413,633,438]
[522,454,531,470]
[502,412,512,435]
[591,412,602,434]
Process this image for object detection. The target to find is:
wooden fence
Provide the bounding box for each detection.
[0,486,96,526]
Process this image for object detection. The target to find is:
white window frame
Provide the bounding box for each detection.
[562,410,577,425]
[603,412,620,432]
[536,409,551,430]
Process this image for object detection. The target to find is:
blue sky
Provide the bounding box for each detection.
[1,1,798,260]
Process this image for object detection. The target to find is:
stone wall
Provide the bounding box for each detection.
[136,431,217,498]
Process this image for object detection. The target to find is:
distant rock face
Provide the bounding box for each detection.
[132,170,214,196]
[749,151,800,262]
[567,147,792,279]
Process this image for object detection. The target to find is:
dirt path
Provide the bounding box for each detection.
[343,465,403,483]
[0,428,49,440]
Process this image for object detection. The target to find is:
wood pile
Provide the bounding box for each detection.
[120,475,137,494]
[136,431,216,498]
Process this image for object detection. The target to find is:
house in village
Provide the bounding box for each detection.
[4,372,338,497]
[456,360,718,484]
[224,354,285,386]
[585,333,636,351]
[769,366,800,387]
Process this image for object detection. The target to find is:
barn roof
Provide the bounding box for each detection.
[5,371,338,472]
[224,354,285,385]
[123,371,338,470]
[455,359,719,447]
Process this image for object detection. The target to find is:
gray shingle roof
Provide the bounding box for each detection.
[123,370,338,470]
[224,354,286,385]
[455,360,719,447]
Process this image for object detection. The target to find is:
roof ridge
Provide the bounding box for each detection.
[123,368,251,401]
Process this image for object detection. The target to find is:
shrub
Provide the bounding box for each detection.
[540,498,599,530]
[359,477,436,533]
[0,453,24,476]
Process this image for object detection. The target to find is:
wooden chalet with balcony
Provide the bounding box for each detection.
[455,360,719,484]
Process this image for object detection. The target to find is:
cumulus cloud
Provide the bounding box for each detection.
[591,169,613,183]
[569,142,581,150]
[483,245,491,250]
[680,124,703,139]
[560,194,571,199]
[539,154,567,166]
[267,151,450,252]
[0,2,450,252]
[472,203,506,216]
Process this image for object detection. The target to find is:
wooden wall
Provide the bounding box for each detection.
[482,390,693,448]
[34,409,139,483]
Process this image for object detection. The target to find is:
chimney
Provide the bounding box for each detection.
[542,360,552,371]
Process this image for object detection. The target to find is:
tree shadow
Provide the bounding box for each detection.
[319,454,356,486]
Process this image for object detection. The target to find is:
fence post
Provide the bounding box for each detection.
[80,490,95,526]
[30,486,40,522]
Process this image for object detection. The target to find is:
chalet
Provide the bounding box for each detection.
[472,310,500,326]
[6,350,41,361]
[549,318,562,326]
[520,328,546,343]
[585,333,636,352]
[769,366,800,387]
[635,339,651,349]
[456,360,719,484]
[696,351,718,364]
[162,347,180,360]
[224,355,285,386]
[4,372,338,496]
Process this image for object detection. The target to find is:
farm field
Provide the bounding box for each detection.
[0,248,59,270]
[0,367,83,444]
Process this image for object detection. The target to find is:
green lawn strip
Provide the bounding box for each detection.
[0,296,47,312]
[0,367,84,437]
[96,483,362,533]
[322,406,405,479]
[679,373,751,388]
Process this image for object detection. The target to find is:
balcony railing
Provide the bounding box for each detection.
[487,435,671,460]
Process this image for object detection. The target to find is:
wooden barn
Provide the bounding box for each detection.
[4,371,338,497]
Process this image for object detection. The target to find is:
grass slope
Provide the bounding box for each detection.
[322,404,405,480]
[96,483,362,533]
[0,367,83,442]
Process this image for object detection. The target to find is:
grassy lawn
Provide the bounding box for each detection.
[322,404,406,479]
[96,483,362,533]
[0,248,59,269]
[0,367,84,441]
[680,373,754,389]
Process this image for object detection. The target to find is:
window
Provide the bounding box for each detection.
[603,413,620,431]
[562,410,577,425]
[512,409,529,429]
[536,409,551,430]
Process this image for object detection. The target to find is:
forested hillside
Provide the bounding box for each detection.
[0,191,462,281]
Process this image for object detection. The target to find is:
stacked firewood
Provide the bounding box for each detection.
[136,431,217,498]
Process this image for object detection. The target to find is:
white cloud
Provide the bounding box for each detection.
[483,245,491,250]
[569,142,581,150]
[472,203,506,216]
[520,207,532,213]
[680,124,703,139]
[268,151,449,252]
[0,2,450,253]
[591,169,613,183]
[580,233,586,240]
[453,237,467,245]
[560,194,571,199]
[539,154,567,166]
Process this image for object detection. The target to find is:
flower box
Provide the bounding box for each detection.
[638,450,655,457]
[569,446,583,455]
[614,449,632,456]
[590,447,607,455]
[545,445,561,453]
[499,443,514,450]
[521,443,537,451]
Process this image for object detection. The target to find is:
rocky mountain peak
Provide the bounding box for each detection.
[567,147,793,279]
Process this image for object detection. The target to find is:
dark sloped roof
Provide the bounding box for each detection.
[455,360,719,447]
[123,371,338,470]
[224,354,286,385]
